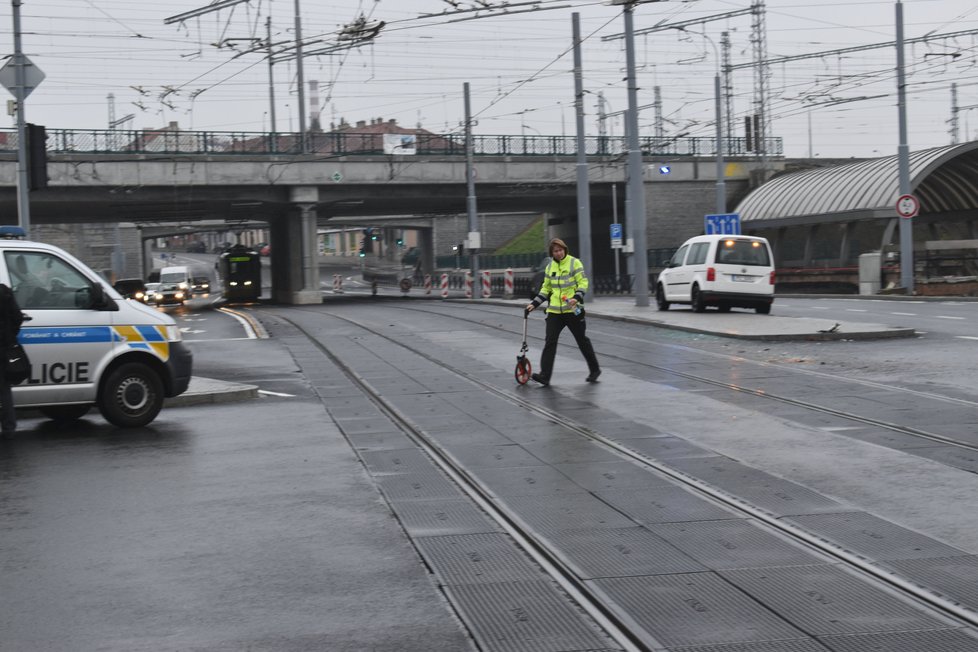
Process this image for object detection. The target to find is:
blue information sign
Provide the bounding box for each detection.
[610,223,623,248]
[704,213,741,235]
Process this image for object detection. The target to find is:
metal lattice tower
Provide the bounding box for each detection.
[950,83,959,145]
[653,85,664,152]
[750,0,770,170]
[721,31,733,146]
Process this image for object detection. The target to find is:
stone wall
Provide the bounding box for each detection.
[31,223,143,281]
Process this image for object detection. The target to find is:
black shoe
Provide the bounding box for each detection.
[585,370,601,383]
[531,373,549,386]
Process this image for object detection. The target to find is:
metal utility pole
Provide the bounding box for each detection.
[267,16,277,136]
[714,74,725,213]
[895,0,914,293]
[572,13,593,283]
[463,83,480,294]
[11,0,31,234]
[615,0,657,307]
[294,0,307,152]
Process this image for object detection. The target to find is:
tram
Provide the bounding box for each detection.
[218,244,262,301]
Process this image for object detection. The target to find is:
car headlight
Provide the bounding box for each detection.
[175,292,185,300]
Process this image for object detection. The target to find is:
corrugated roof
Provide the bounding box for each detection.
[735,141,978,224]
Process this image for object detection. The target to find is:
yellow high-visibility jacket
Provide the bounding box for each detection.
[531,255,589,314]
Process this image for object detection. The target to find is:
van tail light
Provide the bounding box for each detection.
[706,267,716,282]
[769,270,776,285]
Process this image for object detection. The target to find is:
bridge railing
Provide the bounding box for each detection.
[0,128,782,158]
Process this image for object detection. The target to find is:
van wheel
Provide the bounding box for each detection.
[756,304,772,315]
[39,404,91,422]
[98,363,164,428]
[691,285,706,312]
[655,284,670,311]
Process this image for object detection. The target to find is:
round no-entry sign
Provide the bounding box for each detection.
[896,193,919,219]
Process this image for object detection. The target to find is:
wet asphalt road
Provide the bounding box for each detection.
[0,333,472,652]
[2,296,977,651]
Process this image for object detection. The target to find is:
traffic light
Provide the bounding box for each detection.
[395,237,404,247]
[361,229,373,254]
[27,123,47,191]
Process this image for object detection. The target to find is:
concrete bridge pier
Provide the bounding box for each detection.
[272,186,323,305]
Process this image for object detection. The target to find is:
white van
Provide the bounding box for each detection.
[655,234,775,314]
[3,231,192,427]
[156,265,193,305]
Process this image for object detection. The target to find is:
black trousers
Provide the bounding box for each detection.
[539,311,600,381]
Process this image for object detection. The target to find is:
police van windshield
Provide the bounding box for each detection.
[160,272,187,284]
[714,239,771,266]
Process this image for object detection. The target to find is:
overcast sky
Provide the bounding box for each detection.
[2,0,977,159]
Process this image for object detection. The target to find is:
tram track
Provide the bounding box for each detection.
[270,304,978,650]
[404,302,978,460]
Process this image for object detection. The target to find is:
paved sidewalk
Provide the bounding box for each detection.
[471,295,916,341]
[164,375,259,408]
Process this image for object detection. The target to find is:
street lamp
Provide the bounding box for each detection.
[680,28,726,214]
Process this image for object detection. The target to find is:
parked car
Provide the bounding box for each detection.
[259,244,271,257]
[186,241,207,253]
[655,234,775,314]
[113,278,147,301]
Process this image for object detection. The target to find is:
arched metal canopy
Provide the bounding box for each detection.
[735,142,978,227]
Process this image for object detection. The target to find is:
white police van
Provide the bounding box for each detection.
[2,227,192,427]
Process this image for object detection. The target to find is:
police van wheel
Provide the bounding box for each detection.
[39,404,91,422]
[99,363,164,428]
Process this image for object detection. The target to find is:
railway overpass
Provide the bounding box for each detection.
[0,128,781,303]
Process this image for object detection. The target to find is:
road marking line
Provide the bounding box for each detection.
[891,312,916,316]
[957,336,978,341]
[845,309,868,312]
[936,315,966,320]
[258,389,296,397]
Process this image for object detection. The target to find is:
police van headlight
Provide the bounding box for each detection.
[165,324,183,342]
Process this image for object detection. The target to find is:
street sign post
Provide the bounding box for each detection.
[896,193,919,219]
[0,55,44,99]
[704,213,741,235]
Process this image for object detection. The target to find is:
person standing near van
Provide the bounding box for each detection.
[0,283,24,436]
[525,238,600,385]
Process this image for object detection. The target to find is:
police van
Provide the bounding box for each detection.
[2,228,192,427]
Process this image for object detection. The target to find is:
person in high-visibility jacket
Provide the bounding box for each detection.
[525,238,600,385]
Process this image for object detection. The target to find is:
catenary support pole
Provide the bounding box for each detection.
[572,13,593,291]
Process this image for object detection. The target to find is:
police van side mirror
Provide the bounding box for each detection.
[86,283,118,311]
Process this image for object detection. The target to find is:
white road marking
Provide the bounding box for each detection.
[936,315,966,320]
[258,389,295,397]
[891,312,916,316]
[957,336,978,341]
[845,309,868,312]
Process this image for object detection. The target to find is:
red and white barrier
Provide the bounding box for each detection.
[464,271,473,298]
[440,273,449,299]
[504,268,514,299]
[424,274,432,295]
[332,274,343,293]
[481,270,491,298]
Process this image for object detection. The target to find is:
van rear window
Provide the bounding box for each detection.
[715,239,770,266]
